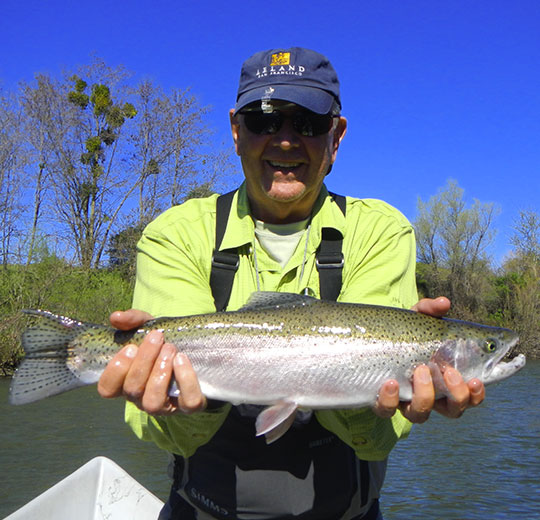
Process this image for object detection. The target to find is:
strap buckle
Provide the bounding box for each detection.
[212,250,239,271]
[316,253,344,269]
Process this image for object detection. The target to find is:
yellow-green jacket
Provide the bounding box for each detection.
[126,183,418,461]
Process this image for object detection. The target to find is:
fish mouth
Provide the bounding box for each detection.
[482,354,526,385]
[482,335,520,381]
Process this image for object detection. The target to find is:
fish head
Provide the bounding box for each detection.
[475,327,519,381]
[431,323,519,382]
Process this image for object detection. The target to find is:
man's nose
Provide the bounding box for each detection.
[272,117,300,150]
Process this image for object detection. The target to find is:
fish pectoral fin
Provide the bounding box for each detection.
[255,401,298,444]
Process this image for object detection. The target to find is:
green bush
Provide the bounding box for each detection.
[0,260,134,373]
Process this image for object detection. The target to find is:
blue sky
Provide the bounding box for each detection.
[2,0,539,265]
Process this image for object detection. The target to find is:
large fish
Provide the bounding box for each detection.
[9,292,525,441]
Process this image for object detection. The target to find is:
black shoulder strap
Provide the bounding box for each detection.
[316,193,346,301]
[210,190,239,312]
[210,191,347,310]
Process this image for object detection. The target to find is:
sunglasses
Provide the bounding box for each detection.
[239,109,339,137]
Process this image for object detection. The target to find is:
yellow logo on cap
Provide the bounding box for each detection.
[270,52,290,66]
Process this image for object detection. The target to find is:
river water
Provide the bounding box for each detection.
[1,362,539,519]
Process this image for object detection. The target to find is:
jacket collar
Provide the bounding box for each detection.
[219,182,346,252]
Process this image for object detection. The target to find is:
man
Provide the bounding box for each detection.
[98,47,485,519]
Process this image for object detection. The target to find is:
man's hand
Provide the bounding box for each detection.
[373,297,486,422]
[97,310,207,415]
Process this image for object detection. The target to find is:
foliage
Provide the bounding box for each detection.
[184,181,216,201]
[490,210,540,357]
[0,56,240,369]
[61,70,139,268]
[414,179,498,320]
[0,259,134,374]
[107,222,145,280]
[414,181,539,356]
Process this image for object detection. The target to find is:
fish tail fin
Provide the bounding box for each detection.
[9,310,97,405]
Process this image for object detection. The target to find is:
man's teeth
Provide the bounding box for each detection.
[268,161,301,168]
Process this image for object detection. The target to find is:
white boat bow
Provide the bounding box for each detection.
[5,456,164,519]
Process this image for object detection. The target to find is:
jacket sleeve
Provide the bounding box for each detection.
[125,402,231,458]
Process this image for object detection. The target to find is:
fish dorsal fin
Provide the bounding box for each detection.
[240,292,318,312]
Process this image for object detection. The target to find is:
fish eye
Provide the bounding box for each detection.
[483,338,498,353]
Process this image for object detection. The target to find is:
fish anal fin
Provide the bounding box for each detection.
[255,401,298,444]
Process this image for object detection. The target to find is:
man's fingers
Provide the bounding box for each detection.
[141,343,178,414]
[374,380,399,418]
[467,378,485,407]
[110,309,154,330]
[98,329,207,416]
[400,365,435,423]
[433,372,485,417]
[436,367,470,418]
[411,297,450,317]
[123,330,164,401]
[98,344,138,398]
[173,353,207,413]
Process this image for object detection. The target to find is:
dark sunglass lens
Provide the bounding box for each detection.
[242,110,333,136]
[242,112,282,134]
[293,113,333,137]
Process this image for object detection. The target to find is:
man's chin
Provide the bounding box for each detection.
[265,186,307,203]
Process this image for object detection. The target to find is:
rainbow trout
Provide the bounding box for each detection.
[9,292,524,440]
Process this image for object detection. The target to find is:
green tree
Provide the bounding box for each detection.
[107,223,145,280]
[63,71,137,268]
[494,210,540,356]
[414,180,498,319]
[184,181,216,200]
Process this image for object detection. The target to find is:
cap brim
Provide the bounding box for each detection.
[234,85,336,114]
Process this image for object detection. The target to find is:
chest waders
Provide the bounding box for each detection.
[160,191,382,520]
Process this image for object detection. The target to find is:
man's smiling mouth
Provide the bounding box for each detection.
[267,161,302,168]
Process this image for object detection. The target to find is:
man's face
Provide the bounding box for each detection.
[230,101,347,223]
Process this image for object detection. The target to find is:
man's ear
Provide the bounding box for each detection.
[332,117,347,158]
[326,117,347,174]
[230,109,241,155]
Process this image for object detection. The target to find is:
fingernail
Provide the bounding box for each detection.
[174,353,185,366]
[446,368,462,386]
[386,380,398,396]
[124,345,137,358]
[470,379,482,395]
[148,330,163,344]
[418,365,432,384]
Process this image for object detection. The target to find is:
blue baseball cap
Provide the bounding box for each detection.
[234,47,341,115]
